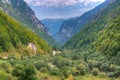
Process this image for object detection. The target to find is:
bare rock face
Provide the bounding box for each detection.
[0,0,47,32]
[0,0,57,46]
[28,43,37,54]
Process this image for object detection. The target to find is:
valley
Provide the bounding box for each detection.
[0,0,120,80]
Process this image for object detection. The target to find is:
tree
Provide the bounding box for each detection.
[12,65,37,80]
[18,65,37,80]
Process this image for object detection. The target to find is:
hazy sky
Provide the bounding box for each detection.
[24,0,105,19]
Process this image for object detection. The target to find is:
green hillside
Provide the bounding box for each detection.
[0,10,52,57]
[0,0,58,46]
[64,0,120,58]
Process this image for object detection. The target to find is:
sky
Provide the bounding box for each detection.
[24,0,105,20]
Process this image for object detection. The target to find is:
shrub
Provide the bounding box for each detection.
[70,67,79,76]
[40,67,48,73]
[61,67,72,78]
[114,67,120,78]
[92,68,99,76]
[0,70,8,80]
[18,65,37,80]
[1,61,12,73]
[99,73,107,78]
[100,63,110,72]
[77,63,87,75]
[35,60,47,70]
[109,64,116,72]
[53,57,72,68]
[88,61,102,70]
[49,67,60,75]
[12,64,24,77]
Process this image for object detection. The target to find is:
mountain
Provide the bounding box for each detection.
[64,0,120,58]
[26,0,103,19]
[0,10,51,56]
[41,19,65,36]
[0,0,57,46]
[55,1,109,44]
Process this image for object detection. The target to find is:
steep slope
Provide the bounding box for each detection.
[0,10,51,56]
[64,0,120,58]
[56,0,110,44]
[0,0,57,46]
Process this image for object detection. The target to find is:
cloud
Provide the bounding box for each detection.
[24,0,33,3]
[24,0,105,7]
[24,0,105,19]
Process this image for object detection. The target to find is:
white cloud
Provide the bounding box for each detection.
[24,0,33,3]
[24,0,105,7]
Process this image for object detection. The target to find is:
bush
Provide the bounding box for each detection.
[99,73,107,78]
[69,67,79,76]
[92,68,99,76]
[109,64,116,72]
[88,61,102,70]
[114,67,120,78]
[61,67,72,78]
[40,67,48,73]
[0,61,12,73]
[49,67,60,75]
[0,70,8,80]
[12,64,24,77]
[12,64,37,80]
[0,70,13,80]
[35,60,47,70]
[77,63,87,75]
[18,65,37,80]
[100,63,110,72]
[53,57,72,68]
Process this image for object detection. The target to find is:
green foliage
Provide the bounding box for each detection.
[12,64,37,80]
[110,51,120,65]
[64,0,120,60]
[40,67,48,73]
[61,67,72,78]
[0,46,2,53]
[77,63,87,75]
[18,65,37,80]
[0,70,12,80]
[35,60,47,70]
[0,50,118,80]
[53,56,72,68]
[12,64,24,77]
[100,63,110,72]
[92,68,100,76]
[49,67,60,75]
[0,33,11,51]
[0,0,58,46]
[0,61,12,73]
[0,0,120,80]
[0,10,51,55]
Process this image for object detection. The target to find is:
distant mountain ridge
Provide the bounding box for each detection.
[0,0,45,31]
[55,0,109,44]
[0,0,58,46]
[41,19,65,36]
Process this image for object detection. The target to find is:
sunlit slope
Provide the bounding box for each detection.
[0,10,52,55]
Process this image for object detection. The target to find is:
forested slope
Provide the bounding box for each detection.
[65,0,120,58]
[0,10,51,57]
